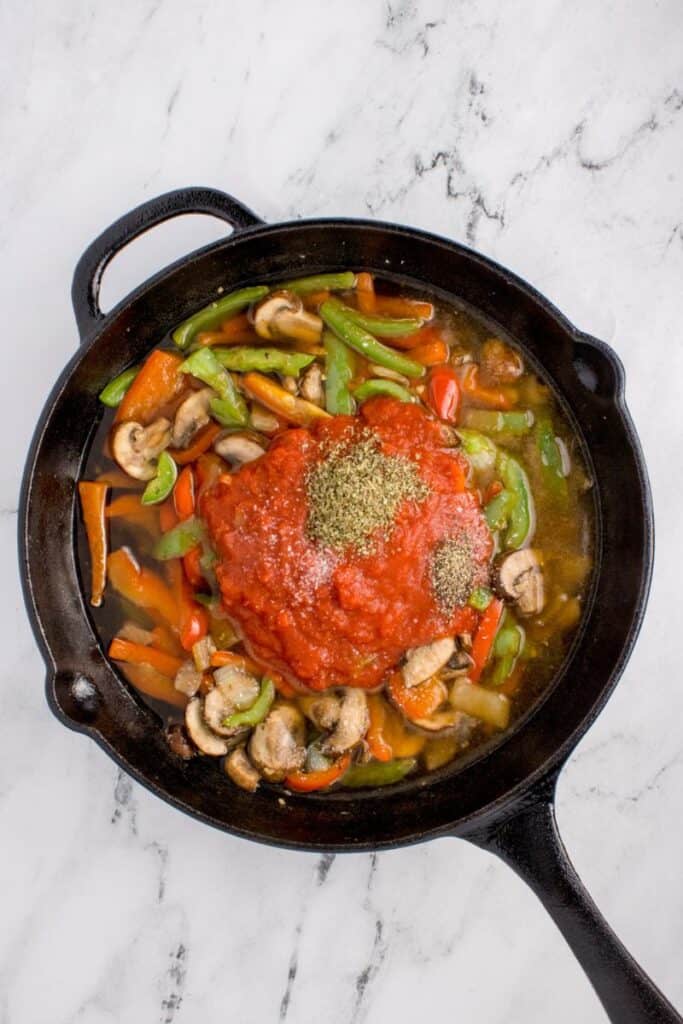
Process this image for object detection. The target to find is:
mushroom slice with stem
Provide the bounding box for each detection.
[402,637,455,689]
[322,689,369,755]
[411,707,477,739]
[203,666,260,737]
[495,549,545,617]
[171,387,214,448]
[299,363,324,406]
[213,432,266,467]
[249,704,306,782]
[252,291,322,345]
[225,745,261,792]
[185,697,230,756]
[111,418,172,481]
[299,693,340,731]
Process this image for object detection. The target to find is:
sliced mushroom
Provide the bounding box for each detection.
[252,291,322,345]
[117,621,156,646]
[213,432,266,466]
[412,708,477,740]
[299,363,324,406]
[281,376,299,395]
[166,723,195,760]
[402,637,455,689]
[185,697,230,756]
[111,418,172,481]
[368,364,410,385]
[171,387,214,448]
[174,660,203,697]
[496,549,545,616]
[480,338,524,384]
[203,666,260,736]
[225,745,261,792]
[322,688,369,755]
[299,693,341,730]
[250,403,280,434]
[249,704,306,782]
[445,648,474,677]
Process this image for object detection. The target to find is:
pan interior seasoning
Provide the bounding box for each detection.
[306,433,429,554]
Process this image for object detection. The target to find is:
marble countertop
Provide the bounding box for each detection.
[3,1,683,1021]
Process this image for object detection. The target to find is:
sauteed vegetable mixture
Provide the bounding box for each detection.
[79,272,592,792]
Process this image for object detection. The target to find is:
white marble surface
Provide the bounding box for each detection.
[2,1,683,1021]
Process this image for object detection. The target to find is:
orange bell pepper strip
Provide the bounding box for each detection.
[195,452,225,494]
[107,548,179,628]
[366,695,393,762]
[108,637,184,678]
[174,465,195,520]
[167,561,209,652]
[405,338,450,366]
[302,290,330,311]
[241,372,331,427]
[380,702,426,756]
[78,481,109,607]
[168,422,221,466]
[378,323,441,351]
[150,624,184,657]
[387,671,447,722]
[470,597,504,682]
[105,493,158,531]
[285,753,351,792]
[460,365,516,411]
[115,350,184,425]
[159,498,179,533]
[355,272,376,314]
[117,661,188,710]
[374,296,434,320]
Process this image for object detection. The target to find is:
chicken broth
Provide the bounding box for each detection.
[78,272,593,793]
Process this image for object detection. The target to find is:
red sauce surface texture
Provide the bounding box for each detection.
[202,398,492,690]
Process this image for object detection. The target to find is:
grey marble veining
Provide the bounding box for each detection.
[2,1,682,1021]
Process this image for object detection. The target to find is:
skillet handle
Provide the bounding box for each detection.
[464,775,682,1023]
[71,187,264,341]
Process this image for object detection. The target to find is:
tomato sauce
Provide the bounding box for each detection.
[202,397,492,691]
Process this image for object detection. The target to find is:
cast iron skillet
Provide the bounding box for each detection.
[19,188,680,1023]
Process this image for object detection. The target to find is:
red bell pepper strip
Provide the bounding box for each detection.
[470,597,504,682]
[427,365,461,423]
[285,753,351,793]
[183,546,204,589]
[159,498,179,533]
[78,481,109,607]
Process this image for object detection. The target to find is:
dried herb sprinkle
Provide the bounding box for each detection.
[431,538,475,614]
[306,433,429,554]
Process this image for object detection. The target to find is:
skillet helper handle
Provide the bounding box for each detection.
[465,779,682,1023]
[71,187,264,342]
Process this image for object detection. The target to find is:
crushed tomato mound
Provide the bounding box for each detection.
[202,397,492,691]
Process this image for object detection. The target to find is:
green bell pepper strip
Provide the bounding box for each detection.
[353,379,414,404]
[141,451,178,506]
[320,299,425,379]
[153,516,205,560]
[497,452,534,549]
[484,489,515,531]
[334,305,424,338]
[535,413,569,503]
[323,330,355,414]
[179,347,248,426]
[213,347,314,376]
[490,619,524,686]
[208,398,246,427]
[275,272,356,295]
[455,429,498,472]
[460,409,534,435]
[171,285,269,349]
[99,366,139,407]
[468,586,493,612]
[222,677,275,729]
[342,757,418,788]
